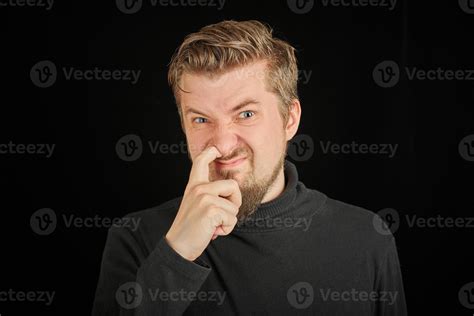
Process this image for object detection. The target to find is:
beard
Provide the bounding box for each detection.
[208,144,287,221]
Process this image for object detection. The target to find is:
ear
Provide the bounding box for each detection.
[285,99,302,141]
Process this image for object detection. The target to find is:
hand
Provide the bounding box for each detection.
[165,146,242,261]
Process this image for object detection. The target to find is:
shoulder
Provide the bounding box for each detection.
[310,190,395,252]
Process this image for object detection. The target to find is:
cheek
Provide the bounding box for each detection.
[261,125,284,152]
[240,117,284,155]
[237,129,260,152]
[241,131,277,166]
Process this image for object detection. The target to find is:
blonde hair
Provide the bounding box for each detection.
[168,20,299,128]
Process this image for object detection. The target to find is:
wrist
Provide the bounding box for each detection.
[165,234,195,261]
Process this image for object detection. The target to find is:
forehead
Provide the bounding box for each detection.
[180,60,271,110]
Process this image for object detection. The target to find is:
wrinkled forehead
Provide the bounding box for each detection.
[180,61,271,111]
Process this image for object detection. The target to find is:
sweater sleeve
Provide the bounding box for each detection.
[374,236,408,316]
[91,225,212,316]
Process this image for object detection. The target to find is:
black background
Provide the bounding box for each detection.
[1,0,473,314]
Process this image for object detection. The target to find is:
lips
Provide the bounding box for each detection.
[215,157,246,167]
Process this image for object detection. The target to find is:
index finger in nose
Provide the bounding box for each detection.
[188,146,222,185]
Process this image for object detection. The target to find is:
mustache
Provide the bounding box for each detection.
[216,147,249,161]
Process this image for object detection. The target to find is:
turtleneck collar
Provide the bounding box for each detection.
[233,159,311,232]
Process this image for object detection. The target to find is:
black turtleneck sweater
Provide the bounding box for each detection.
[92,160,407,315]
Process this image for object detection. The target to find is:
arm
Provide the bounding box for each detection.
[92,226,211,316]
[374,236,408,316]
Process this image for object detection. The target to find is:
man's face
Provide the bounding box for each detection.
[179,60,297,219]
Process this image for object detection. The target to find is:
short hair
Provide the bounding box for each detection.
[167,20,299,128]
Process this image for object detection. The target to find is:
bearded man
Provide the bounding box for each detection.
[92,20,407,316]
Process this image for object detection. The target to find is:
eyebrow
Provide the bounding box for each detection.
[183,99,260,117]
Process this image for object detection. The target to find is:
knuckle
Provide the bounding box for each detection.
[197,193,211,207]
[206,208,221,223]
[230,215,238,226]
[208,205,222,216]
[223,217,237,235]
[232,205,239,215]
[192,184,205,197]
[203,193,214,204]
[235,194,242,206]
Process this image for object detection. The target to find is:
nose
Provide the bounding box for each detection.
[210,123,240,158]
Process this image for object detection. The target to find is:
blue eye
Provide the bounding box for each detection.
[193,117,207,124]
[239,111,254,119]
